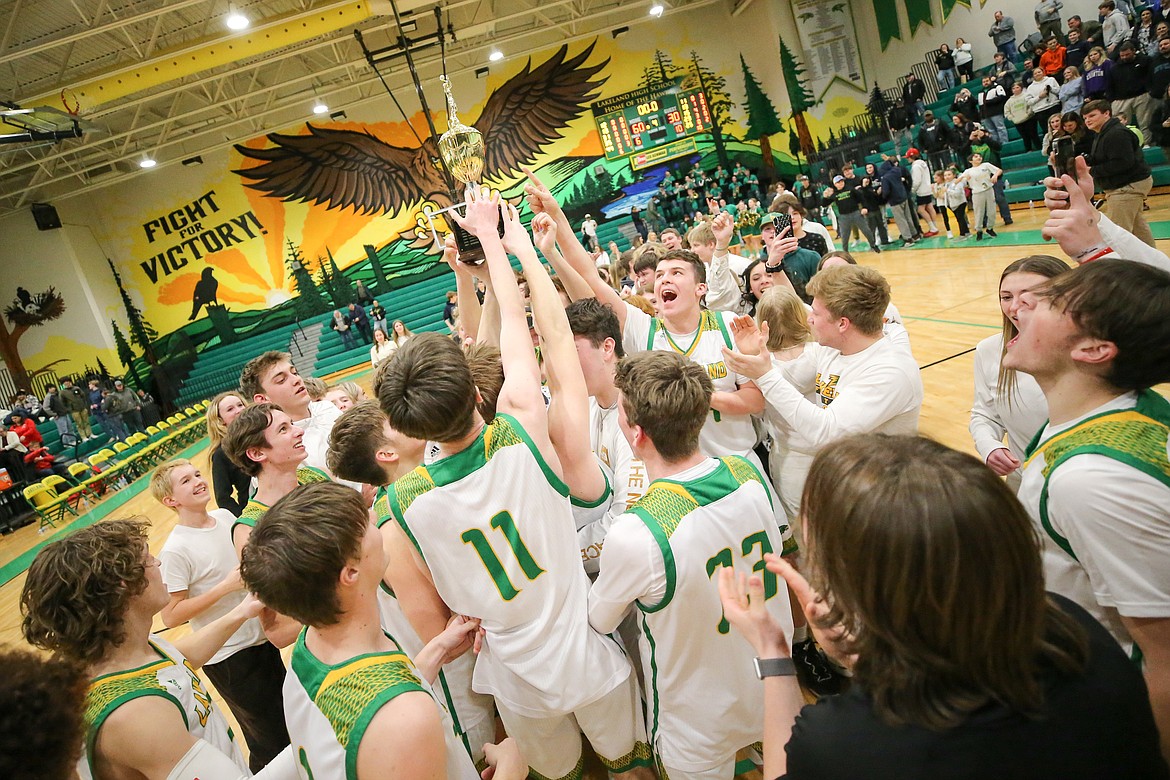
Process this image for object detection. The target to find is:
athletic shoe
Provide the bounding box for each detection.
[976,231,983,241]
[1004,219,1014,225]
[792,637,849,698]
[945,231,953,238]
[924,229,938,237]
[873,245,881,253]
[987,228,998,237]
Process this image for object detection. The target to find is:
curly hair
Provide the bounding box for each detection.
[0,648,87,780]
[22,518,152,665]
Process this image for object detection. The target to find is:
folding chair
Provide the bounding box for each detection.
[68,462,108,500]
[40,474,92,512]
[22,483,77,532]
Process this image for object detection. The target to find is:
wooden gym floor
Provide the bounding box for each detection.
[3,199,1169,776]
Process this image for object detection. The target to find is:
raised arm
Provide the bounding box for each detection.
[442,234,481,343]
[523,166,627,328]
[452,189,545,425]
[511,213,606,504]
[172,594,263,669]
[532,212,595,302]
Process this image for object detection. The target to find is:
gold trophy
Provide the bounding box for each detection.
[423,76,494,263]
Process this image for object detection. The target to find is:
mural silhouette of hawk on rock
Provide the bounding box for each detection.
[234,44,607,244]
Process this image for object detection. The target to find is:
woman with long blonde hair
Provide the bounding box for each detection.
[969,255,1067,488]
[205,390,251,514]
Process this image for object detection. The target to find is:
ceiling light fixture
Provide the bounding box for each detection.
[139,156,157,169]
[489,49,504,62]
[225,5,249,30]
[649,3,665,17]
[313,100,329,115]
[330,110,348,121]
[475,67,490,79]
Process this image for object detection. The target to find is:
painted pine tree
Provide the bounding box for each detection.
[285,239,327,318]
[739,55,784,179]
[327,249,356,306]
[690,51,733,169]
[107,259,157,364]
[111,320,142,388]
[779,39,817,157]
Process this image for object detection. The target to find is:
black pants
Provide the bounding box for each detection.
[202,642,290,772]
[950,203,970,235]
[865,211,890,245]
[1016,117,1041,151]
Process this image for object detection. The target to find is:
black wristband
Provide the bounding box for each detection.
[764,262,785,274]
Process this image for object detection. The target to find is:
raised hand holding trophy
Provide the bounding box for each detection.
[423,76,499,264]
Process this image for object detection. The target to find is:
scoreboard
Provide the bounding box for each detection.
[591,84,714,169]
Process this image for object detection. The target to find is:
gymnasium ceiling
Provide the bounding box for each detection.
[0,0,743,217]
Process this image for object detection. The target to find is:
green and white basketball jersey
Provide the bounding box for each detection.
[634,457,795,771]
[387,413,631,717]
[646,310,758,458]
[232,465,330,536]
[285,631,479,780]
[372,488,496,763]
[79,635,246,779]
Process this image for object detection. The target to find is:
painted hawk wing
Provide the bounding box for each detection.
[472,43,609,181]
[232,124,444,214]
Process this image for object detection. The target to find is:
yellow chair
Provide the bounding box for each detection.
[22,483,76,531]
[113,441,131,454]
[41,474,90,512]
[67,461,107,500]
[146,425,161,437]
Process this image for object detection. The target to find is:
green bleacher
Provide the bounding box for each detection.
[175,321,312,405]
[862,74,1170,206]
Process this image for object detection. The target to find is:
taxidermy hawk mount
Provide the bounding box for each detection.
[233,43,607,246]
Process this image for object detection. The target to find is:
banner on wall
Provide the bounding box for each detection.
[872,0,902,51]
[904,0,933,35]
[792,0,866,99]
[941,0,972,22]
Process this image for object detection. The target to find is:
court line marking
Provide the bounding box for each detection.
[0,436,210,589]
[904,316,999,330]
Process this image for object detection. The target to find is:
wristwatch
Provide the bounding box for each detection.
[753,656,796,679]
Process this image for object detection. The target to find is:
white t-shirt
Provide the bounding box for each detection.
[1018,393,1170,654]
[159,509,265,666]
[963,163,998,193]
[754,336,922,453]
[583,219,598,237]
[969,333,1049,464]
[623,304,758,458]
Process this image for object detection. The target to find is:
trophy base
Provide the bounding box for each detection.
[422,199,505,267]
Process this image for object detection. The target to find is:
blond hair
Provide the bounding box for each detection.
[687,220,716,247]
[302,376,327,401]
[149,458,192,505]
[206,391,244,448]
[756,287,811,352]
[805,265,890,335]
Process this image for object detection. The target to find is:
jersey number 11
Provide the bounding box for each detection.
[462,511,546,601]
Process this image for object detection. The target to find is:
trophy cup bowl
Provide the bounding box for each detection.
[422,76,497,264]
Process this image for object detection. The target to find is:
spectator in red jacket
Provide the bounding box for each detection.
[9,412,42,449]
[23,447,67,479]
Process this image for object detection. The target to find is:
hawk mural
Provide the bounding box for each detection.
[233,43,608,217]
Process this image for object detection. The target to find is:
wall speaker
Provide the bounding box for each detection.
[31,203,62,231]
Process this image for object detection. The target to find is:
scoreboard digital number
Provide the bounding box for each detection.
[592,85,713,168]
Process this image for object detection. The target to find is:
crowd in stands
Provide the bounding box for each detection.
[5,10,1170,777]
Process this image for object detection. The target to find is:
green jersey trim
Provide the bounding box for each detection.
[570,464,612,508]
[631,457,770,613]
[232,466,330,533]
[83,643,186,777]
[290,630,427,780]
